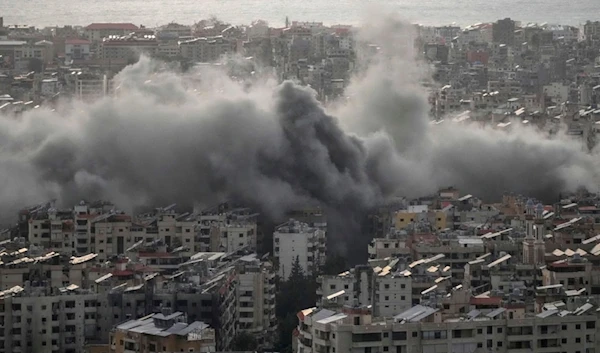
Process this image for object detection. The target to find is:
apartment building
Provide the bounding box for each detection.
[84,23,139,42]
[394,206,447,231]
[273,220,326,280]
[317,263,412,317]
[368,234,410,260]
[411,234,486,287]
[73,72,111,100]
[109,311,215,353]
[99,35,158,61]
[179,36,236,63]
[26,202,259,262]
[236,254,277,348]
[296,301,600,353]
[64,39,91,62]
[0,286,100,353]
[0,249,274,352]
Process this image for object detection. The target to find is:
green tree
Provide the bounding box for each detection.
[231,331,258,351]
[275,256,317,353]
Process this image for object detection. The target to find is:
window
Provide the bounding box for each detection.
[401,296,405,300]
[487,327,492,334]
[576,324,581,330]
[384,284,390,289]
[576,338,581,343]
[497,327,503,333]
[393,332,407,340]
[401,284,405,289]
[562,338,567,344]
[562,325,567,330]
[383,348,388,352]
[477,343,482,348]
[330,284,336,290]
[497,342,502,348]
[477,328,482,334]
[587,321,595,329]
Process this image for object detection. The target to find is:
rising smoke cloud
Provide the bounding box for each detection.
[0,13,599,258]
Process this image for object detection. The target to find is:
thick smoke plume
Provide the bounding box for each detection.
[1,13,599,259]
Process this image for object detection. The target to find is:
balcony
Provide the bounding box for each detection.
[313,336,330,347]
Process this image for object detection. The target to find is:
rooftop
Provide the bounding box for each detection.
[116,312,212,338]
[85,23,139,31]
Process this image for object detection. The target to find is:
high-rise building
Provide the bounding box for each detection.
[273,220,326,280]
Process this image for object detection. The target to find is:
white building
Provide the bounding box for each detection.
[273,220,326,280]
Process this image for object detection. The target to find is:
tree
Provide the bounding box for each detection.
[289,256,305,281]
[231,331,258,351]
[275,256,317,353]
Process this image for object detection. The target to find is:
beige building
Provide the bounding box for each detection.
[99,35,158,61]
[179,36,236,63]
[84,23,139,42]
[110,311,215,353]
[27,203,244,262]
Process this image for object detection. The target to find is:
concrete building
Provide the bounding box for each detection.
[40,78,59,97]
[0,283,100,353]
[236,254,277,348]
[110,311,215,353]
[179,36,236,63]
[84,23,140,42]
[64,38,91,62]
[296,301,600,353]
[492,18,516,45]
[99,35,158,61]
[0,247,274,352]
[25,202,265,262]
[73,72,111,100]
[394,206,447,231]
[317,262,413,317]
[543,82,570,103]
[273,220,326,280]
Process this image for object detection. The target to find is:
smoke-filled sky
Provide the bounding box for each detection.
[1,13,599,238]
